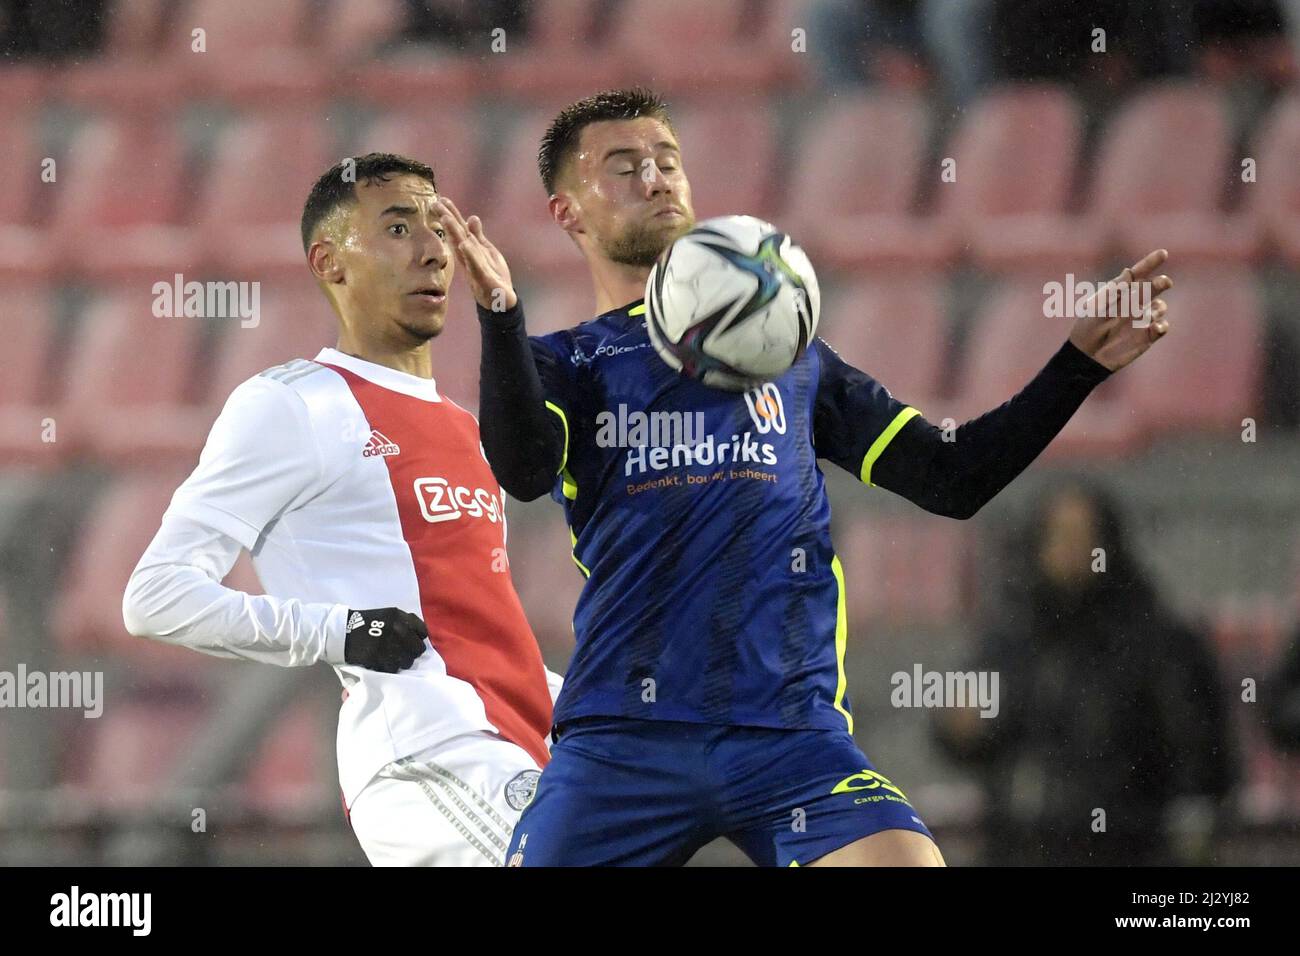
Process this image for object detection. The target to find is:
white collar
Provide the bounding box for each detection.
[315,348,442,403]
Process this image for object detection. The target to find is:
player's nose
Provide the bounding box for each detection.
[640,163,673,199]
[417,225,449,268]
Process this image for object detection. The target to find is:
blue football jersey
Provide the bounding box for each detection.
[531,299,920,733]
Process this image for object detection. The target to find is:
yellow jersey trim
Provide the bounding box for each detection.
[859,406,921,486]
[830,555,853,734]
[570,527,590,578]
[544,400,570,474]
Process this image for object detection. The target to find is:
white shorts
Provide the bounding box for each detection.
[348,732,543,867]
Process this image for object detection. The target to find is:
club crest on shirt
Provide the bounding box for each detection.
[504,770,540,811]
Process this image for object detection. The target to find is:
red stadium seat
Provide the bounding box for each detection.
[521,282,598,335]
[1090,83,1257,263]
[495,0,624,100]
[319,0,405,62]
[55,472,275,696]
[49,115,200,280]
[0,110,42,227]
[760,0,821,90]
[781,92,952,272]
[60,0,321,107]
[341,107,481,211]
[0,110,54,280]
[1250,92,1300,266]
[67,694,210,809]
[338,55,478,107]
[201,280,337,411]
[837,512,971,627]
[195,112,333,275]
[818,276,949,411]
[953,277,1140,458]
[506,512,583,654]
[173,0,325,104]
[671,105,777,221]
[243,699,331,811]
[335,0,481,108]
[0,284,65,468]
[1208,593,1288,666]
[610,0,787,96]
[182,0,306,52]
[1121,270,1263,436]
[58,286,210,466]
[939,85,1101,271]
[0,285,58,407]
[54,0,188,110]
[428,292,486,411]
[0,64,45,114]
[52,469,204,665]
[483,107,588,282]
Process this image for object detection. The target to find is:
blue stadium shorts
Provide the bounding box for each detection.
[505,716,933,866]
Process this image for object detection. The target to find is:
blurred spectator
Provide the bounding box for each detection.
[919,0,993,106]
[808,0,925,88]
[933,479,1237,865]
[1287,0,1300,59]
[0,0,106,60]
[808,0,993,104]
[991,0,1293,90]
[1266,624,1300,751]
[388,0,529,53]
[1196,0,1296,85]
[809,0,1295,104]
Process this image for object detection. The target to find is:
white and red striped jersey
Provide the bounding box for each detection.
[127,347,554,806]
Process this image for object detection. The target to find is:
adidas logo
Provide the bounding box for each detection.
[362,429,400,458]
[347,611,366,633]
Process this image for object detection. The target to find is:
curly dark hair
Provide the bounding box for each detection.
[300,152,436,253]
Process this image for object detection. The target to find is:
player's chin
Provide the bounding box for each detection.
[651,211,694,240]
[633,217,693,262]
[398,304,446,340]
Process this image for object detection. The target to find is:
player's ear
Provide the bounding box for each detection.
[308,238,344,284]
[550,193,583,237]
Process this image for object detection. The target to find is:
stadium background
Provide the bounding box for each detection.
[0,0,1297,865]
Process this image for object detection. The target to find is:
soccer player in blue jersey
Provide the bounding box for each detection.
[435,88,1174,866]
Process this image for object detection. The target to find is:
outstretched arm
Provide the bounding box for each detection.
[818,251,1174,518]
[870,340,1111,518]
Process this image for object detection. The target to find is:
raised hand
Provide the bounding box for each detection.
[1068,248,1173,372]
[434,195,518,315]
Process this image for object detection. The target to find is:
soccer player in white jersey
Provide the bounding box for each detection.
[123,153,561,866]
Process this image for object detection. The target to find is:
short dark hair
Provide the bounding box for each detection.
[300,152,437,253]
[538,88,673,195]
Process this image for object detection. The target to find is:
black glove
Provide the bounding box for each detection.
[344,608,428,673]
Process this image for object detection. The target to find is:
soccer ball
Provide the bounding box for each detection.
[645,215,820,391]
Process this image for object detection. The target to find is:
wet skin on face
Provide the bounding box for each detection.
[322,174,456,344]
[558,117,697,267]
